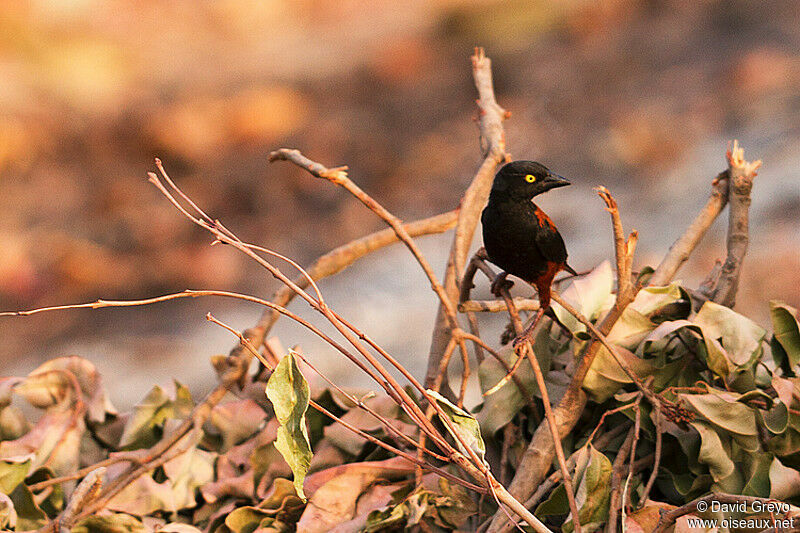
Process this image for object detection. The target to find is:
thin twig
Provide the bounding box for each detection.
[258,209,457,336]
[206,315,485,493]
[152,169,502,504]
[550,292,660,406]
[584,402,640,448]
[258,346,448,466]
[497,441,651,533]
[620,400,642,528]
[149,166,459,456]
[269,147,473,405]
[29,455,139,492]
[606,425,637,533]
[520,338,581,533]
[462,331,538,411]
[460,298,541,313]
[462,252,581,532]
[268,148,459,326]
[3,289,391,403]
[42,467,105,532]
[640,407,662,505]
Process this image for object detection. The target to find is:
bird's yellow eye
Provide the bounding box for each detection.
[525,174,536,183]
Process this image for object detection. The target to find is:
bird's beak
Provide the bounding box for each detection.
[545,173,571,190]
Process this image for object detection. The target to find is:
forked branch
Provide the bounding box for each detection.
[425,47,510,392]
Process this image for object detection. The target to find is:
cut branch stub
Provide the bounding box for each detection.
[702,140,762,307]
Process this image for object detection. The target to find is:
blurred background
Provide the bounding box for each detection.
[1,0,798,407]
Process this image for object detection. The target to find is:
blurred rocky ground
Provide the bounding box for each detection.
[1,0,798,406]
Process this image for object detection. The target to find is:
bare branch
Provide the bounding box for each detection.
[596,186,632,299]
[149,165,463,456]
[270,148,474,404]
[551,293,660,406]
[460,297,540,313]
[703,140,762,306]
[269,148,459,323]
[257,209,458,338]
[649,170,730,286]
[45,467,106,532]
[426,47,509,392]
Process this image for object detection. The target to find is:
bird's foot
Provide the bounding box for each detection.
[491,272,514,296]
[511,306,547,352]
[512,331,532,353]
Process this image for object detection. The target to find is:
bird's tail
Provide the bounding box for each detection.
[564,263,578,276]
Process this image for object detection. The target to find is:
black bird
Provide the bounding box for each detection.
[481,160,575,345]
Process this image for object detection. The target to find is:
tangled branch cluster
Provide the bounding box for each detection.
[0,49,796,533]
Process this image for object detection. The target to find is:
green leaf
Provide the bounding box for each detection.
[770,301,800,370]
[225,506,274,533]
[119,382,194,449]
[365,501,408,531]
[565,445,612,533]
[536,483,569,517]
[0,455,31,494]
[645,318,733,379]
[215,478,304,530]
[426,390,486,460]
[680,391,757,436]
[768,426,800,458]
[695,301,766,367]
[769,455,800,499]
[605,282,686,350]
[265,352,312,501]
[763,402,789,434]
[9,483,46,530]
[689,421,734,482]
[627,282,685,316]
[71,513,148,533]
[583,345,656,403]
[741,452,772,497]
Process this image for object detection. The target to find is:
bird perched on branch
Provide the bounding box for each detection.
[481,160,575,346]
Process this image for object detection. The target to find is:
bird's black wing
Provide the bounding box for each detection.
[533,224,568,265]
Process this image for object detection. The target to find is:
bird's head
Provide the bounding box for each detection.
[491,160,571,199]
